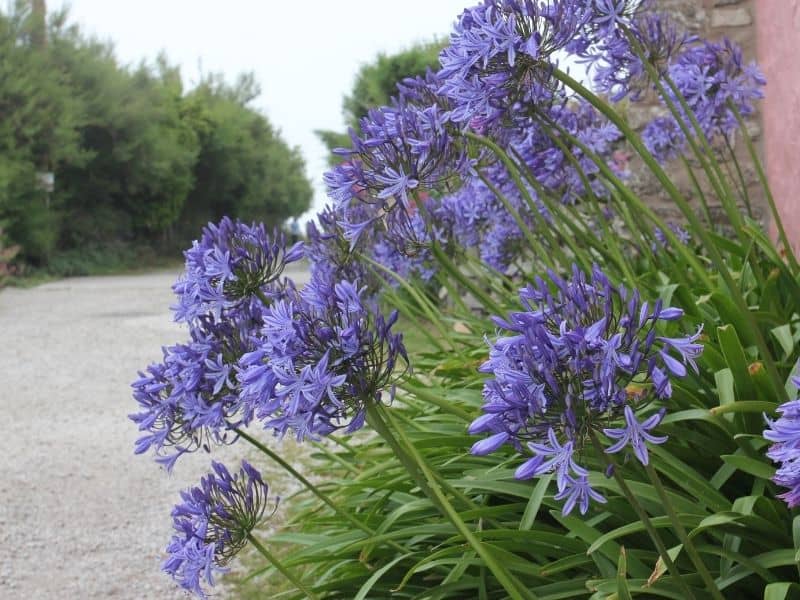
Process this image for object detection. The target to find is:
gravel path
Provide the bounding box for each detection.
[0,266,309,599]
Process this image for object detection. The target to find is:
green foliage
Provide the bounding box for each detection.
[177,76,312,241]
[343,42,443,126]
[316,41,444,166]
[0,2,312,273]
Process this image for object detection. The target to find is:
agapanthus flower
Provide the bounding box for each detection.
[163,461,273,598]
[130,304,266,470]
[132,218,304,468]
[468,264,702,514]
[172,217,303,324]
[325,95,465,250]
[584,10,694,102]
[237,270,408,441]
[765,377,800,507]
[667,38,765,138]
[439,1,592,128]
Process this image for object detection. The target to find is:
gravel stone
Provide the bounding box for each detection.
[0,266,309,599]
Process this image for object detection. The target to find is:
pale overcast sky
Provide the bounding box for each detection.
[45,0,471,221]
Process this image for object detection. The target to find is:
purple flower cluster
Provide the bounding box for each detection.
[585,8,694,102]
[237,271,408,441]
[172,217,303,324]
[131,305,264,471]
[438,0,592,128]
[131,218,308,469]
[325,93,467,250]
[510,99,623,203]
[667,38,765,137]
[585,9,764,162]
[468,265,703,514]
[764,377,800,507]
[163,461,272,598]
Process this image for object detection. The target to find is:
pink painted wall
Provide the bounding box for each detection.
[757,1,800,253]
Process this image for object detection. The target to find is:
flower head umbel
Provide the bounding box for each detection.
[325,92,465,251]
[584,9,694,102]
[132,219,304,469]
[468,264,702,514]
[438,0,593,128]
[163,461,273,598]
[667,38,765,138]
[238,270,408,441]
[764,377,800,507]
[172,217,304,324]
[130,305,266,471]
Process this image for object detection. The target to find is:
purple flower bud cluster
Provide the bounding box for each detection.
[764,377,800,507]
[172,217,304,324]
[237,271,408,441]
[468,265,703,514]
[163,461,272,598]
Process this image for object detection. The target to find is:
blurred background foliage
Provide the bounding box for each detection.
[315,40,445,167]
[0,0,313,277]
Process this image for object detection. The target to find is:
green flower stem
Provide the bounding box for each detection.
[546,70,789,402]
[543,132,638,283]
[650,63,766,289]
[476,171,557,271]
[730,103,800,274]
[588,432,697,600]
[507,141,611,255]
[465,131,571,268]
[371,403,537,600]
[246,533,320,600]
[359,253,454,353]
[722,135,754,219]
[643,462,725,600]
[680,156,715,227]
[534,114,698,294]
[430,242,504,315]
[398,382,473,423]
[550,69,715,284]
[234,428,409,557]
[530,104,701,286]
[623,31,747,241]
